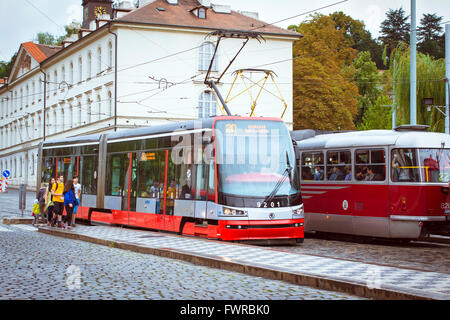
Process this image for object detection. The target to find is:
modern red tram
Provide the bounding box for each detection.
[293,126,450,239]
[38,117,304,243]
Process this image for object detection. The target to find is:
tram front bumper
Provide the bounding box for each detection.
[218,219,304,241]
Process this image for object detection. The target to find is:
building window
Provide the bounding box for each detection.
[97,47,102,74]
[199,42,217,71]
[25,85,29,107]
[96,95,101,121]
[198,8,206,19]
[108,91,112,116]
[87,52,92,79]
[198,91,217,118]
[61,66,66,84]
[47,74,51,95]
[78,57,83,82]
[70,62,74,84]
[32,81,35,104]
[54,70,58,93]
[108,40,113,69]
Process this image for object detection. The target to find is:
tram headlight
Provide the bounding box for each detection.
[221,207,247,216]
[292,205,304,219]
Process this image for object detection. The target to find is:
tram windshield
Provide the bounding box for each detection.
[214,120,301,201]
[391,148,450,183]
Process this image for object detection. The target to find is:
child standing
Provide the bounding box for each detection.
[32,199,40,226]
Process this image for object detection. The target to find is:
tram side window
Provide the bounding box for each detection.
[106,153,129,196]
[301,152,324,181]
[81,155,98,195]
[326,150,351,181]
[391,149,420,182]
[41,157,55,184]
[137,151,166,198]
[355,149,386,182]
[170,148,193,200]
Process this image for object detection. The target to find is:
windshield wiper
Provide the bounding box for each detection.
[263,152,293,204]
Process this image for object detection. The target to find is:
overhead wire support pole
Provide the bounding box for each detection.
[410,0,417,125]
[446,24,449,134]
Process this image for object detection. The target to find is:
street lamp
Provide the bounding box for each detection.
[424,96,448,134]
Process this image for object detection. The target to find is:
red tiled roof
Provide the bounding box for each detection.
[22,42,61,63]
[117,0,300,38]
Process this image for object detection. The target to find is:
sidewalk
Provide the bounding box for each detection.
[38,225,450,300]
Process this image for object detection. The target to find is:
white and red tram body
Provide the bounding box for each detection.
[294,127,450,239]
[38,116,304,243]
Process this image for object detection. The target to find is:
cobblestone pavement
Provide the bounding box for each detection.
[274,234,450,275]
[2,190,450,275]
[0,224,361,300]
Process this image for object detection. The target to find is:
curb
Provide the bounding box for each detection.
[38,227,433,300]
[3,217,34,225]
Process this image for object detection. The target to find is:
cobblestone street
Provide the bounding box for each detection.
[0,223,361,300]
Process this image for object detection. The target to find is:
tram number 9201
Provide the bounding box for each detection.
[257,201,281,208]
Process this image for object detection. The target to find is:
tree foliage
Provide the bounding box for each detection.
[0,53,17,79]
[36,21,81,46]
[379,7,410,59]
[391,43,446,132]
[417,13,445,59]
[357,95,393,130]
[330,12,384,69]
[290,14,359,131]
[353,51,382,126]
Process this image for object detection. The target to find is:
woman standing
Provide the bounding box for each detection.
[63,179,75,230]
[45,178,56,226]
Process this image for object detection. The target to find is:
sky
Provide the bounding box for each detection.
[1,0,449,61]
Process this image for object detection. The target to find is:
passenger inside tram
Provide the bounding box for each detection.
[313,167,324,180]
[328,166,345,181]
[344,167,351,181]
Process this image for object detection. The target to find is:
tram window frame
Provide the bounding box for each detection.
[391,148,421,183]
[136,150,166,199]
[301,151,325,181]
[80,155,98,195]
[326,150,351,182]
[41,157,56,184]
[354,148,386,182]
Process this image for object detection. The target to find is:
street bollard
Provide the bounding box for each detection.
[19,184,26,217]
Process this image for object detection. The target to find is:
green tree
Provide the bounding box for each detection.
[391,44,446,132]
[36,21,81,46]
[357,95,393,130]
[417,13,444,59]
[330,11,384,69]
[353,51,382,126]
[290,14,359,131]
[0,53,17,78]
[36,32,58,45]
[379,7,410,59]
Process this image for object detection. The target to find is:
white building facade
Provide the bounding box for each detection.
[0,0,300,190]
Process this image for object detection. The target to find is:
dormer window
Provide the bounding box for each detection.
[198,8,206,19]
[191,6,208,19]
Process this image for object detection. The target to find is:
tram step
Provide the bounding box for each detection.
[194,224,208,228]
